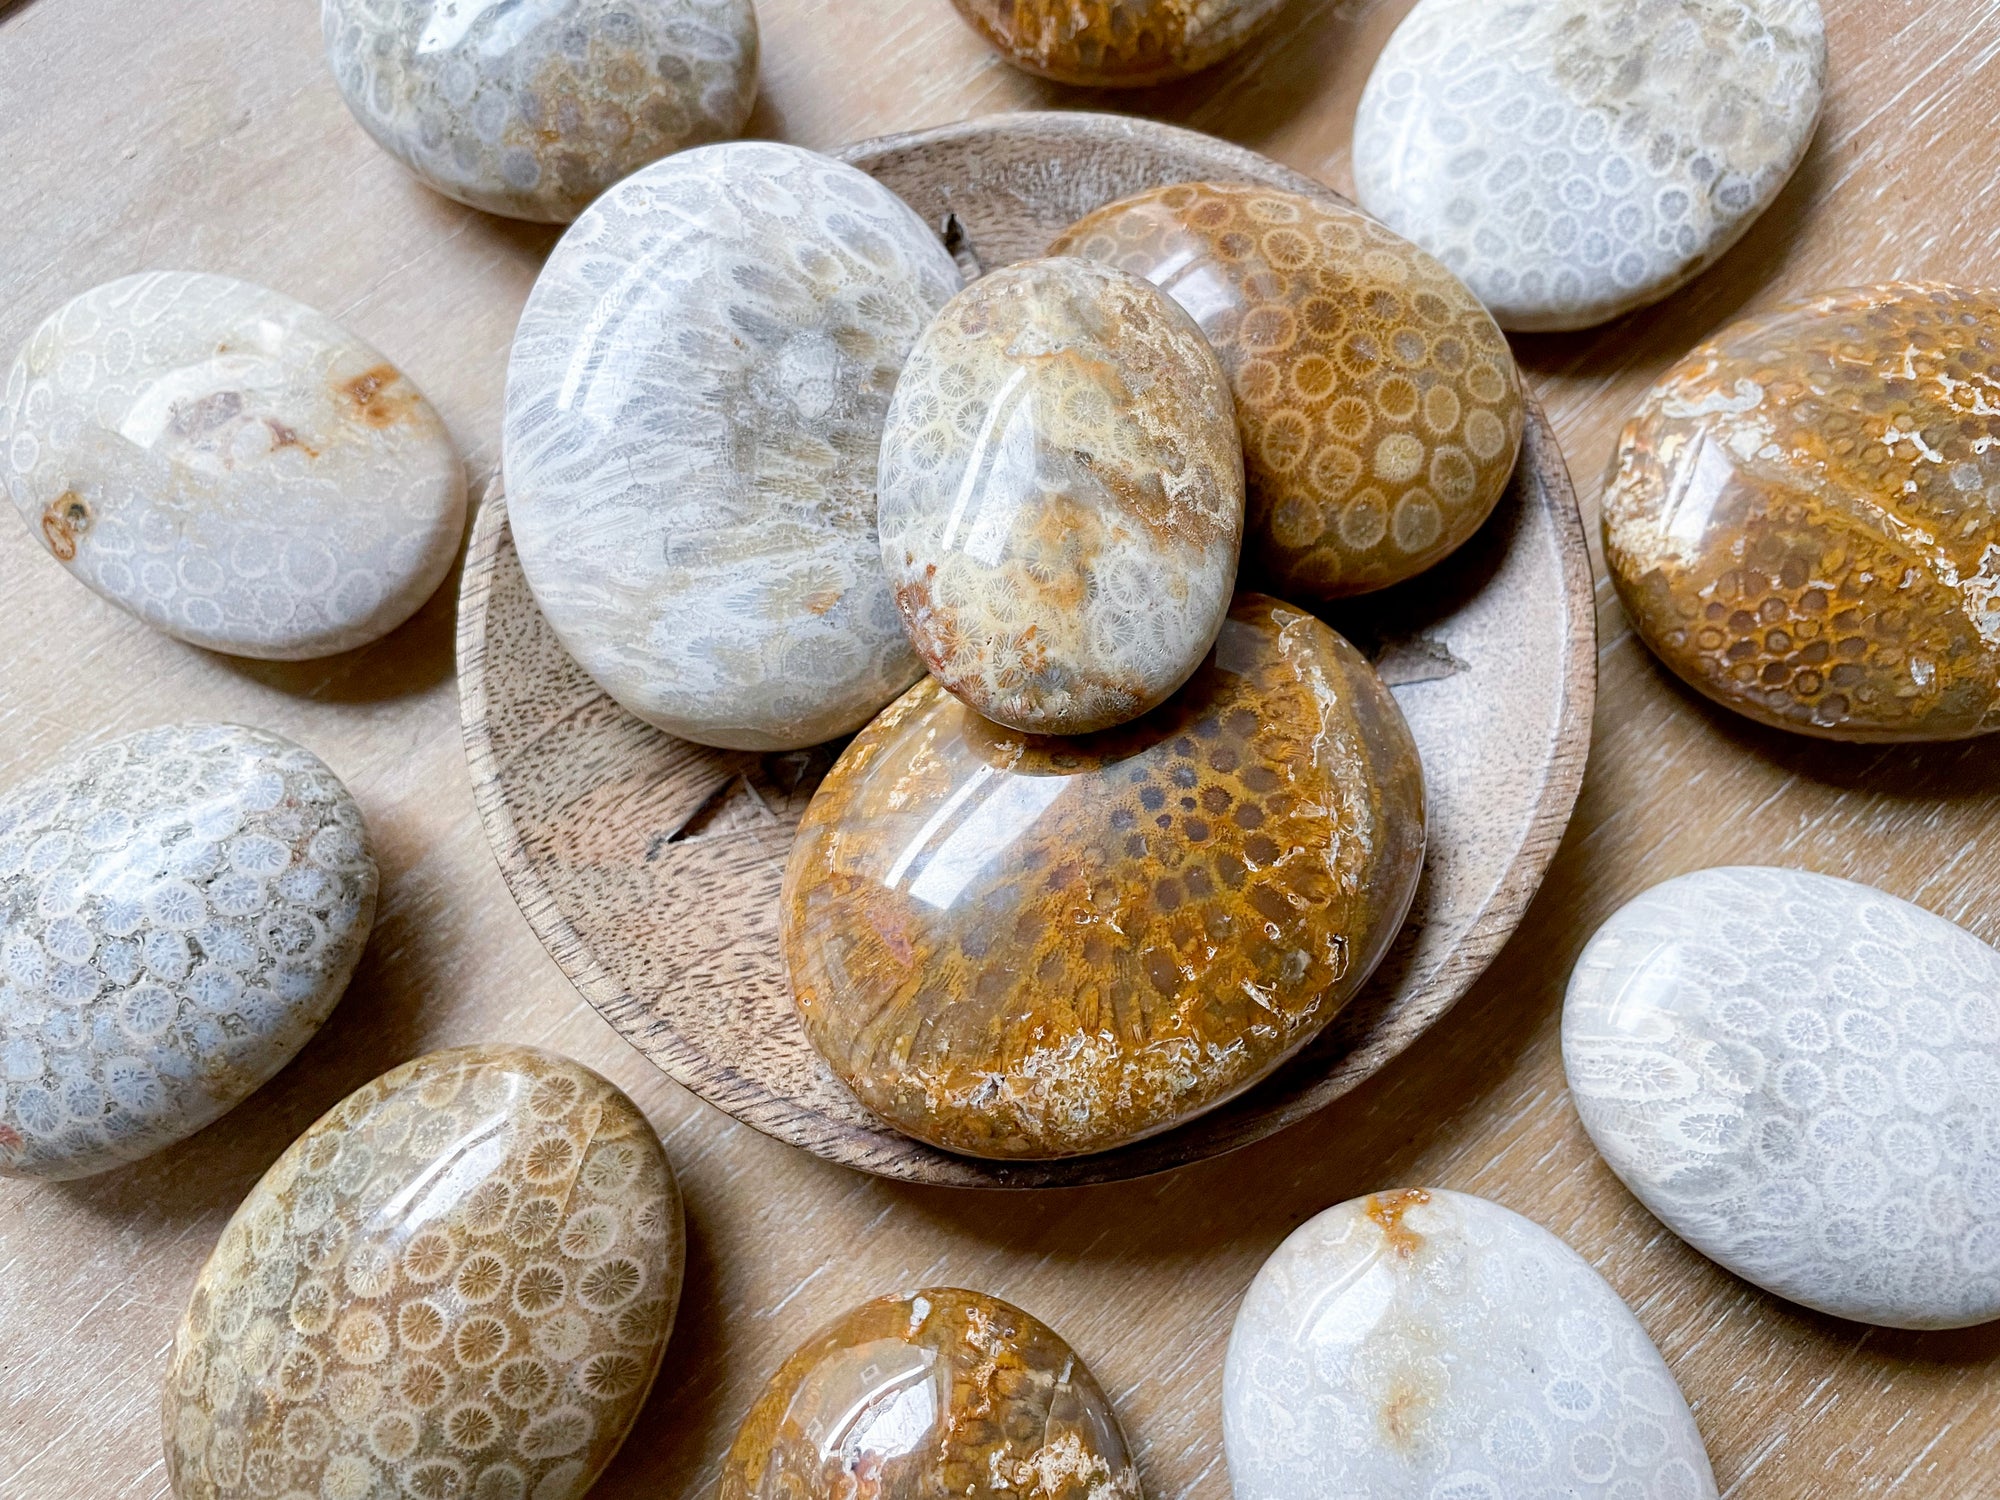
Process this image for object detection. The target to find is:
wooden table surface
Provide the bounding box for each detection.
[4,1,1999,1495]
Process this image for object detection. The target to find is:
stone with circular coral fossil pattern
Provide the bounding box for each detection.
[1225,1188,1718,1500]
[878,256,1243,735]
[780,595,1424,1160]
[162,1045,683,1500]
[504,141,961,751]
[1566,866,2000,1330]
[1604,283,2000,741]
[322,0,759,223]
[0,722,375,1181]
[1050,181,1523,599]
[720,1287,1137,1500]
[1354,0,1826,331]
[1,272,465,659]
[948,0,1286,86]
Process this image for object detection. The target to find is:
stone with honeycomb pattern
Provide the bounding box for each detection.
[1604,283,2000,741]
[720,1287,1137,1500]
[947,0,1286,87]
[780,595,1424,1160]
[1050,182,1524,599]
[162,1045,683,1500]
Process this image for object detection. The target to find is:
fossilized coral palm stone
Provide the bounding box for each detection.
[720,1288,1137,1500]
[163,1046,683,1500]
[1604,283,2000,740]
[1050,183,1524,599]
[949,0,1287,86]
[781,595,1424,1159]
[878,257,1244,735]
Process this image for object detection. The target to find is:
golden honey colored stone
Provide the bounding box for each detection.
[162,1046,683,1500]
[780,595,1425,1160]
[1050,182,1525,599]
[720,1287,1138,1500]
[948,0,1286,86]
[1604,282,2000,740]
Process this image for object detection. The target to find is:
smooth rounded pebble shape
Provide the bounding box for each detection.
[878,256,1244,734]
[1354,0,1827,331]
[1604,283,2000,741]
[504,142,962,751]
[1,272,466,659]
[322,0,759,223]
[1225,1188,1718,1500]
[1565,866,2000,1330]
[720,1287,1137,1500]
[0,723,376,1181]
[163,1045,684,1500]
[948,0,1287,86]
[781,595,1425,1160]
[1050,181,1525,598]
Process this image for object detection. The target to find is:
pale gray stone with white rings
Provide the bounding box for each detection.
[504,141,962,751]
[0,724,377,1180]
[1565,866,2000,1330]
[1224,1188,1717,1500]
[1353,0,1827,331]
[1,272,466,659]
[322,0,759,223]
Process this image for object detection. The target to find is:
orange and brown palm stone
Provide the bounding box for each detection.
[948,0,1286,86]
[1049,181,1526,599]
[720,1287,1138,1500]
[1604,282,2000,741]
[780,594,1425,1160]
[161,1046,683,1500]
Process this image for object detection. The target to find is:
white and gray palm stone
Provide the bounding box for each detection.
[0,724,377,1180]
[1353,0,1827,331]
[1,272,466,659]
[322,0,760,223]
[504,141,962,751]
[1565,866,2000,1330]
[1224,1188,1717,1500]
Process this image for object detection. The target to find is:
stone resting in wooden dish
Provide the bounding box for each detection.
[460,111,1596,1189]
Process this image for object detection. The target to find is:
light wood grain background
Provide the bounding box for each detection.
[3,1,1998,1496]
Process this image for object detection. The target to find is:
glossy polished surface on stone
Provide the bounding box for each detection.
[781,595,1424,1160]
[720,1287,1137,1500]
[0,723,375,1181]
[1604,283,2000,741]
[163,1045,683,1500]
[1050,182,1523,598]
[1,272,466,659]
[1566,866,2000,1330]
[1225,1188,1717,1500]
[323,0,759,223]
[878,257,1242,735]
[947,0,1285,86]
[1354,0,1827,332]
[504,142,961,751]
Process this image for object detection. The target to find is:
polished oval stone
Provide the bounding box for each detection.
[163,1045,683,1500]
[0,723,375,1181]
[1354,0,1827,331]
[322,0,759,223]
[1,272,466,659]
[948,0,1285,86]
[781,595,1424,1159]
[879,257,1243,735]
[1604,283,2000,740]
[1050,182,1524,599]
[505,142,961,751]
[720,1287,1137,1500]
[1566,866,2000,1330]
[1225,1188,1718,1500]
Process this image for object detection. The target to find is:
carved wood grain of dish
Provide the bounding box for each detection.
[456,111,1597,1188]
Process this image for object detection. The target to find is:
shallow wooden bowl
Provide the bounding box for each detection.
[457,111,1596,1188]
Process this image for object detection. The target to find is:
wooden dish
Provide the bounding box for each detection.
[456,111,1596,1188]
